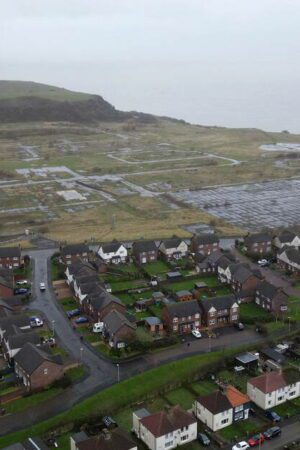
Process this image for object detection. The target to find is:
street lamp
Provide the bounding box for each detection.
[208,335,211,353]
[117,363,120,383]
[288,316,291,333]
[80,347,84,363]
[52,320,55,337]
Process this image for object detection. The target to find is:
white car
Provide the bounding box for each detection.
[258,259,267,265]
[232,442,250,450]
[16,280,28,286]
[40,282,46,291]
[93,322,104,333]
[192,329,202,339]
[30,317,44,328]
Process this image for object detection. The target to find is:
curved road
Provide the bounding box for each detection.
[0,249,264,437]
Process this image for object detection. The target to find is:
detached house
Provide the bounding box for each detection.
[191,234,219,256]
[274,230,300,250]
[200,295,239,329]
[133,405,197,450]
[193,385,251,431]
[277,247,300,276]
[247,370,300,410]
[243,233,272,254]
[0,247,23,269]
[132,240,158,264]
[162,300,201,334]
[14,342,63,391]
[60,244,90,265]
[0,268,15,298]
[255,281,288,314]
[83,291,125,321]
[71,429,137,450]
[158,238,188,261]
[102,309,136,348]
[98,242,127,264]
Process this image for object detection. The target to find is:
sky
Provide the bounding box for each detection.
[1,0,300,132]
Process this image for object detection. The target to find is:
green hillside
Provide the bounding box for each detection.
[0,80,93,102]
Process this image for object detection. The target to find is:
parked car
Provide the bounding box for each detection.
[43,337,56,347]
[102,416,117,429]
[75,316,89,325]
[197,433,210,446]
[265,410,281,422]
[16,280,28,286]
[192,329,202,338]
[30,317,44,327]
[14,288,29,295]
[232,442,250,450]
[234,322,245,331]
[40,282,46,291]
[263,426,281,439]
[248,434,265,447]
[93,322,104,333]
[67,308,81,318]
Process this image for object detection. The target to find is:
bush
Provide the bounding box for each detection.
[51,376,72,389]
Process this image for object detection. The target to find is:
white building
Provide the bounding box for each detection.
[158,238,188,261]
[98,242,127,264]
[133,405,197,450]
[274,231,300,250]
[247,370,300,410]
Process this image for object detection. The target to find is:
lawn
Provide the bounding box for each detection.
[190,380,216,396]
[109,279,148,292]
[148,304,163,319]
[65,366,85,382]
[143,260,170,275]
[288,296,300,321]
[217,416,265,442]
[265,321,287,333]
[166,276,219,292]
[217,369,249,393]
[273,399,300,418]
[60,297,78,311]
[239,303,270,322]
[4,388,63,414]
[165,387,195,410]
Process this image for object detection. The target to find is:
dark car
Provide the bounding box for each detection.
[198,433,210,446]
[265,410,281,422]
[102,416,117,429]
[75,316,89,325]
[67,308,81,318]
[263,426,281,439]
[14,288,29,295]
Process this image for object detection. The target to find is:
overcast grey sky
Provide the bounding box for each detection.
[1,0,300,132]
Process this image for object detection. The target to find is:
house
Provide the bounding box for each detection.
[158,238,188,261]
[60,243,90,265]
[0,246,23,269]
[0,314,31,340]
[3,437,50,450]
[277,247,300,276]
[0,268,15,298]
[175,290,194,302]
[132,240,158,264]
[195,250,224,275]
[2,329,41,361]
[243,233,272,254]
[274,230,300,250]
[193,385,251,431]
[162,300,201,334]
[65,261,96,285]
[200,295,239,329]
[102,309,136,348]
[247,369,300,409]
[83,291,125,321]
[231,264,261,301]
[14,342,63,391]
[71,429,137,450]
[98,242,128,264]
[133,405,197,450]
[144,317,164,335]
[0,296,24,315]
[217,256,232,283]
[191,234,219,256]
[255,281,288,314]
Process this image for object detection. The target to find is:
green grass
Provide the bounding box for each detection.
[265,321,287,333]
[273,399,300,417]
[217,369,249,393]
[143,260,170,275]
[65,366,85,382]
[109,279,148,292]
[190,380,216,396]
[288,296,300,321]
[217,416,265,441]
[166,276,219,292]
[4,388,63,414]
[239,303,270,322]
[148,304,163,319]
[55,433,71,450]
[60,297,78,311]
[165,387,195,410]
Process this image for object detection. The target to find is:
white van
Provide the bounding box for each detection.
[93,322,104,333]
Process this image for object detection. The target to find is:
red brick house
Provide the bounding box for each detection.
[83,291,125,321]
[162,300,201,334]
[255,281,288,315]
[14,342,63,391]
[191,234,220,256]
[102,310,137,348]
[60,243,90,265]
[0,268,14,298]
[132,240,158,264]
[277,247,300,276]
[200,295,239,329]
[231,264,261,301]
[0,247,23,269]
[243,233,272,254]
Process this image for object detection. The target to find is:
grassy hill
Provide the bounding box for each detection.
[0,80,93,102]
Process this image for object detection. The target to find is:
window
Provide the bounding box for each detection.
[181,435,189,441]
[209,320,215,325]
[221,418,229,425]
[278,396,283,401]
[173,318,178,323]
[195,313,200,318]
[289,391,296,397]
[43,368,48,375]
[165,441,173,448]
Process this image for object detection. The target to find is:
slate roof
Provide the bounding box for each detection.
[160,238,185,249]
[260,347,286,363]
[232,265,255,283]
[89,291,123,312]
[14,342,62,375]
[100,242,124,254]
[281,248,300,265]
[206,250,224,265]
[0,314,31,331]
[0,268,14,288]
[61,244,90,256]
[132,240,157,253]
[0,247,21,258]
[145,317,161,326]
[235,352,259,365]
[193,234,219,245]
[76,429,136,450]
[7,331,41,350]
[256,280,280,299]
[103,310,136,334]
[200,295,236,313]
[244,233,272,246]
[139,405,196,438]
[277,230,297,244]
[66,262,95,277]
[218,256,231,270]
[248,372,287,394]
[196,390,232,414]
[165,300,201,318]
